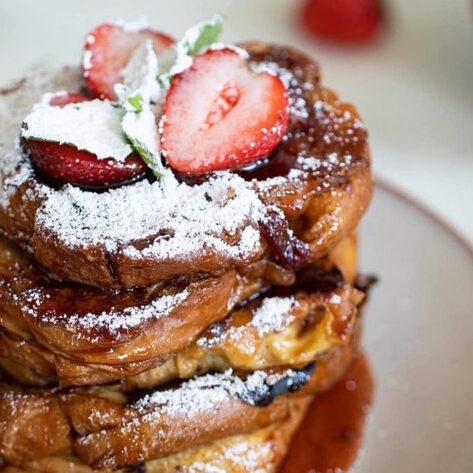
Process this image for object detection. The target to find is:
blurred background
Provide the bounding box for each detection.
[1,0,472,243]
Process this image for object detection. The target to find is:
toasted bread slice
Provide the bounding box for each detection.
[0,260,361,389]
[0,235,262,378]
[0,315,361,469]
[1,396,312,473]
[0,45,371,289]
[0,231,359,387]
[0,366,315,469]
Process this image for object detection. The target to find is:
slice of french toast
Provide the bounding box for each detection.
[0,366,316,469]
[0,396,312,473]
[0,45,371,290]
[0,234,361,388]
[0,321,362,472]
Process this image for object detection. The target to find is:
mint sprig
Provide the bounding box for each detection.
[127,92,143,113]
[126,134,163,179]
[184,15,223,57]
[158,14,224,88]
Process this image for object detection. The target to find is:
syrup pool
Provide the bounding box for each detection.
[282,351,375,473]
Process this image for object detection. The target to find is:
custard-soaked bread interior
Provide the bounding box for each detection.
[0,44,371,289]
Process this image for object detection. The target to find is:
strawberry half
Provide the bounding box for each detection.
[302,0,383,44]
[25,93,147,187]
[83,23,174,100]
[161,49,289,175]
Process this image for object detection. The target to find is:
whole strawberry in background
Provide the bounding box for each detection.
[301,0,384,44]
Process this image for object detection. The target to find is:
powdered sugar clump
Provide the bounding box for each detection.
[118,39,160,103]
[82,50,93,74]
[21,99,133,161]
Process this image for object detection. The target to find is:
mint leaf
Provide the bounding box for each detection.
[158,15,224,89]
[185,15,223,56]
[127,134,163,179]
[127,93,143,113]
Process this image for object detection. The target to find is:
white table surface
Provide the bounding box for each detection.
[1,0,472,245]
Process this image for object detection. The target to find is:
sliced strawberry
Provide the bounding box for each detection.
[302,0,383,44]
[26,141,147,187]
[161,49,288,175]
[83,23,174,100]
[25,93,147,187]
[48,92,90,107]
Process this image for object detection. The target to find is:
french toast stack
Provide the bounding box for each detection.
[0,18,372,473]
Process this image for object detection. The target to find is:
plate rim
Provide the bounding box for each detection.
[375,178,473,260]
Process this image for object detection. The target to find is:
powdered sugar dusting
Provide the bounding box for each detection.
[197,296,298,351]
[251,296,297,336]
[19,284,189,342]
[133,368,300,415]
[313,99,367,148]
[222,440,273,472]
[113,16,149,33]
[36,169,265,261]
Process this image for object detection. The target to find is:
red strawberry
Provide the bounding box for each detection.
[161,49,288,175]
[83,23,174,100]
[302,0,383,44]
[48,92,91,107]
[25,93,147,187]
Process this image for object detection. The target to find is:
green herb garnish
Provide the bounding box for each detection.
[127,93,143,113]
[184,15,223,57]
[126,134,163,179]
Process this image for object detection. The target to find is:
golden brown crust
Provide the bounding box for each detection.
[0,396,312,472]
[0,232,359,388]
[0,392,73,465]
[0,235,263,383]
[0,45,371,290]
[73,396,288,468]
[0,315,360,470]
[0,277,360,389]
[0,372,297,469]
